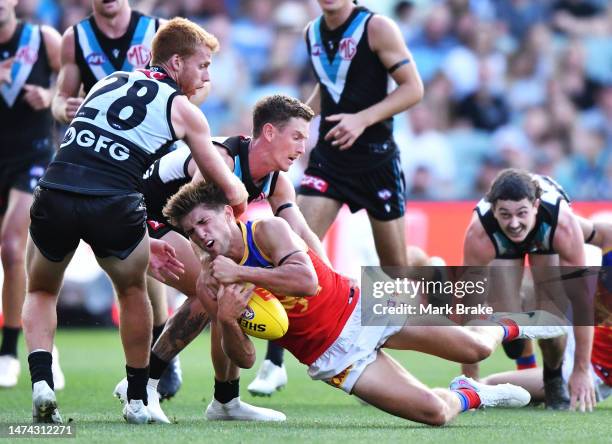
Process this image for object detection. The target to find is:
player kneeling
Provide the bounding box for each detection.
[162,183,570,425]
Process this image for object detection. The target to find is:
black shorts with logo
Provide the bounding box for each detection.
[146,216,176,240]
[29,187,147,262]
[298,149,406,221]
[0,139,53,214]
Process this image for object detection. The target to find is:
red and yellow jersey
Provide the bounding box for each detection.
[592,327,612,385]
[275,250,359,365]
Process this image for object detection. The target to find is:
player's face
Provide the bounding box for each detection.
[181,204,232,258]
[0,0,17,25]
[177,46,212,99]
[492,198,539,243]
[317,0,353,13]
[270,118,309,172]
[92,0,126,19]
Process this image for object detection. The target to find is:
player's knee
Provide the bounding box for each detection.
[0,236,26,268]
[418,394,450,426]
[463,338,493,364]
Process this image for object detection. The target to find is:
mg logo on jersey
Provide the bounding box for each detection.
[86,52,107,66]
[301,174,328,193]
[127,44,151,68]
[339,38,357,60]
[60,127,130,161]
[15,46,37,65]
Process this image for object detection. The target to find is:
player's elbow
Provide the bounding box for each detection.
[295,271,319,296]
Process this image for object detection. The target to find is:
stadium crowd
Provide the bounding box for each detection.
[14,0,612,200]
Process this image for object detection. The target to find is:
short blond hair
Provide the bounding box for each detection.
[151,17,220,65]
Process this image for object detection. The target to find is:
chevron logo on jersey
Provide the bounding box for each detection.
[307,11,369,103]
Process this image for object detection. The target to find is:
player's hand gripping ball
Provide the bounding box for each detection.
[239,287,288,340]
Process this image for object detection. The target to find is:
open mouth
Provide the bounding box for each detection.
[206,239,215,249]
[102,0,116,4]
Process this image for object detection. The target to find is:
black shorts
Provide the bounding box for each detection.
[29,187,147,262]
[298,149,406,221]
[0,143,53,214]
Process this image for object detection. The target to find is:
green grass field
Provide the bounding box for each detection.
[1,328,610,443]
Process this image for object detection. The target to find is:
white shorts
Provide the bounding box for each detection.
[562,330,611,402]
[307,297,403,394]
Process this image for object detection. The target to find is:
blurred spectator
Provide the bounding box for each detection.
[470,153,510,198]
[552,0,610,37]
[231,0,276,83]
[555,39,602,110]
[399,103,457,199]
[408,3,457,83]
[494,0,552,42]
[443,16,507,100]
[454,60,510,131]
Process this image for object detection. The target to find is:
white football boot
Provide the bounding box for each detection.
[52,346,65,391]
[450,375,531,408]
[205,397,286,421]
[114,377,170,423]
[247,360,288,396]
[492,310,569,340]
[123,399,151,424]
[0,355,20,388]
[32,381,62,423]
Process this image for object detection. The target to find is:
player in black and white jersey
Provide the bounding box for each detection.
[50,0,186,400]
[259,0,423,393]
[114,95,327,421]
[0,0,62,390]
[23,18,247,424]
[52,0,163,123]
[463,168,596,411]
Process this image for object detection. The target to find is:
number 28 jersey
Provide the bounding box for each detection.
[40,68,180,195]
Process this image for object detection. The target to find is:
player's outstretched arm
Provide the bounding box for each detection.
[268,173,331,266]
[216,283,256,369]
[171,96,248,214]
[51,28,84,124]
[553,205,596,412]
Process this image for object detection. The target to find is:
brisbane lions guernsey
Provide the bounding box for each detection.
[41,67,179,195]
[239,220,359,365]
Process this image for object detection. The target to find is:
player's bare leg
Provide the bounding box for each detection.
[296,195,342,239]
[98,234,153,423]
[22,236,74,423]
[369,215,409,267]
[352,350,529,426]
[0,190,33,387]
[482,367,545,402]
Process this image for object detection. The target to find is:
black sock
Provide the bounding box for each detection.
[126,365,149,405]
[149,352,169,380]
[543,362,563,381]
[0,326,20,357]
[152,323,166,348]
[214,378,240,404]
[265,342,284,367]
[28,350,53,390]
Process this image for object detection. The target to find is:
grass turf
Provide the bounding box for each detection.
[1,328,610,443]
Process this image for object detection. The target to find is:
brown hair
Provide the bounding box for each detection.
[486,168,542,206]
[163,182,228,227]
[151,17,219,65]
[252,94,314,138]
